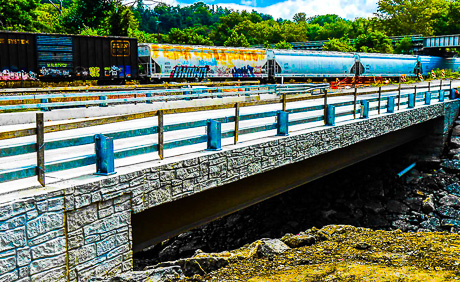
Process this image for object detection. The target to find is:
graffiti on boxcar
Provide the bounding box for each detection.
[1,70,37,80]
[170,65,210,79]
[40,67,70,77]
[89,67,100,78]
[232,65,255,78]
[75,67,89,77]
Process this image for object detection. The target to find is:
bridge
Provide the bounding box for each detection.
[0,81,459,281]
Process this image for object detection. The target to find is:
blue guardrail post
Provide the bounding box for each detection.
[146,93,153,104]
[440,90,445,102]
[450,89,456,100]
[207,119,222,151]
[387,96,395,113]
[326,105,335,126]
[94,134,116,175]
[99,95,108,107]
[360,100,369,119]
[425,92,432,105]
[408,93,415,108]
[40,98,50,111]
[276,110,289,136]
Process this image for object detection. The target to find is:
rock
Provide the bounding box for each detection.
[148,251,233,277]
[452,125,460,136]
[448,148,460,157]
[444,183,460,197]
[441,218,460,228]
[441,160,460,171]
[450,137,460,149]
[281,233,315,248]
[437,205,460,219]
[387,200,410,214]
[391,220,417,232]
[354,242,371,250]
[422,196,436,213]
[439,195,460,208]
[89,266,184,282]
[254,239,290,258]
[403,197,423,212]
[420,217,441,231]
[364,201,385,213]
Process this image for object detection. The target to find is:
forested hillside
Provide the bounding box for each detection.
[1,0,460,53]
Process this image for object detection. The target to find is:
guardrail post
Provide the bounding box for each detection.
[450,88,457,100]
[40,98,50,111]
[397,83,401,110]
[99,95,108,107]
[326,105,335,126]
[234,103,240,144]
[36,113,45,187]
[276,110,289,136]
[282,93,286,112]
[207,119,221,151]
[323,90,328,125]
[360,100,369,119]
[353,88,357,119]
[425,92,432,105]
[245,87,251,97]
[378,86,382,114]
[439,90,445,102]
[217,89,223,98]
[94,134,116,176]
[387,96,395,113]
[428,81,431,92]
[158,110,164,160]
[146,93,153,104]
[408,93,415,108]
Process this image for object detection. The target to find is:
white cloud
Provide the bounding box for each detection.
[216,0,378,20]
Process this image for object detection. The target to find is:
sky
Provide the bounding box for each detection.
[153,0,379,21]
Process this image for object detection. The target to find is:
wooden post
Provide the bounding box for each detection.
[353,87,357,119]
[36,113,45,187]
[234,103,239,145]
[397,83,401,111]
[414,85,417,104]
[282,93,286,112]
[440,79,443,91]
[378,86,382,115]
[158,110,164,160]
[450,80,452,91]
[428,81,431,92]
[323,90,328,125]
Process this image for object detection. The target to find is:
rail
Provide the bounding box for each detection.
[0,83,329,112]
[0,82,457,186]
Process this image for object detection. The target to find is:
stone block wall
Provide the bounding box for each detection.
[0,100,458,281]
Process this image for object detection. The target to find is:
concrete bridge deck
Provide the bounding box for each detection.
[0,81,459,281]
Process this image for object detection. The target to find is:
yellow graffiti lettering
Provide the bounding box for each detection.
[89,67,100,78]
[0,39,4,44]
[7,39,29,44]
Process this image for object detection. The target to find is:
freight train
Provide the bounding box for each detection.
[1,30,459,84]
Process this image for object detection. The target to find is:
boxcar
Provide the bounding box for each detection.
[357,53,420,77]
[138,43,268,81]
[270,50,357,78]
[0,31,138,82]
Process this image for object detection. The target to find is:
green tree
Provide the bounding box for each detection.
[0,0,41,31]
[354,31,394,53]
[293,12,306,23]
[166,27,213,45]
[376,0,449,36]
[62,0,113,33]
[323,38,356,52]
[36,3,65,33]
[274,40,293,49]
[107,5,139,36]
[223,30,250,47]
[394,36,413,54]
[308,14,343,26]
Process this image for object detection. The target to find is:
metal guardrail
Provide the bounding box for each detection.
[0,82,457,186]
[0,83,328,112]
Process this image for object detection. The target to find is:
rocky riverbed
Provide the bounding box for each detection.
[92,117,460,281]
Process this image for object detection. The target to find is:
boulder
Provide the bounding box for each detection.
[89,266,184,282]
[387,200,410,214]
[281,233,316,248]
[444,183,460,197]
[254,238,290,258]
[420,217,441,231]
[437,205,460,219]
[439,195,460,208]
[422,196,436,213]
[452,125,460,136]
[450,137,460,149]
[441,160,460,171]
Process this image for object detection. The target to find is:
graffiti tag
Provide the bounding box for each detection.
[170,66,210,79]
[232,65,255,78]
[1,70,37,81]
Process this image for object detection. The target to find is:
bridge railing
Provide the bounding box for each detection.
[0,82,457,186]
[0,83,328,112]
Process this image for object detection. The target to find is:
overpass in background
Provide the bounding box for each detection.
[0,82,459,281]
